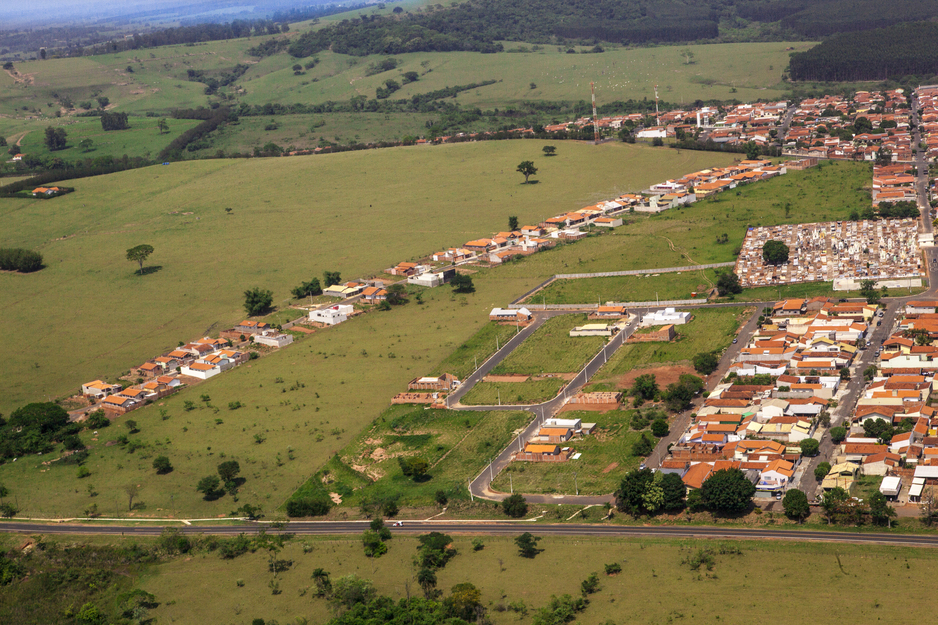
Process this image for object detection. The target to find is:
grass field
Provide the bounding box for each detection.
[0,140,736,416]
[532,270,720,305]
[430,319,524,381]
[491,314,605,375]
[491,409,648,494]
[291,404,531,509]
[594,307,748,382]
[126,534,938,625]
[460,378,567,406]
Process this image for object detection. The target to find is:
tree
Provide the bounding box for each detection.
[517,160,538,183]
[542,145,556,156]
[700,468,755,514]
[829,426,847,443]
[508,215,519,231]
[197,475,222,500]
[762,240,789,265]
[100,112,130,131]
[43,126,68,151]
[157,118,169,134]
[502,493,528,518]
[615,468,655,516]
[859,279,881,305]
[78,138,95,152]
[152,456,173,474]
[126,244,154,274]
[800,438,820,457]
[663,374,704,412]
[96,96,109,108]
[291,278,322,299]
[451,273,474,293]
[386,283,408,305]
[869,491,896,527]
[323,270,342,287]
[782,489,810,523]
[863,365,878,381]
[745,141,760,161]
[661,472,686,511]
[821,487,849,525]
[715,270,743,296]
[446,582,483,621]
[875,146,892,166]
[417,567,437,599]
[815,461,831,481]
[330,574,376,609]
[651,419,669,437]
[692,351,719,375]
[632,374,658,401]
[124,419,138,433]
[124,483,140,511]
[514,532,540,558]
[217,460,241,482]
[243,287,273,316]
[312,568,332,597]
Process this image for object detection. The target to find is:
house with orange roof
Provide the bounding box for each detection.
[757,459,795,491]
[81,380,122,399]
[361,286,388,304]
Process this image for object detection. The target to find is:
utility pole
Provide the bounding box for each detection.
[591,82,600,143]
[574,472,579,495]
[469,480,474,502]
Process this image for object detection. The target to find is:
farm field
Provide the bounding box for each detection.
[14,116,200,161]
[291,404,531,510]
[460,378,567,406]
[491,408,650,495]
[593,307,749,383]
[491,314,605,375]
[0,140,736,415]
[51,534,938,625]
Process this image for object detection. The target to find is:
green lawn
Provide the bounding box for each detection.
[491,314,605,375]
[594,307,748,381]
[491,409,649,495]
[532,270,720,305]
[430,319,523,381]
[460,378,567,406]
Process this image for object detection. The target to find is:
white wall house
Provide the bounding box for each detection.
[641,308,691,327]
[310,304,354,326]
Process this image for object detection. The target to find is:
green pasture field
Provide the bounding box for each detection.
[430,319,522,381]
[491,314,604,375]
[14,116,200,161]
[460,378,567,406]
[239,42,811,110]
[292,404,531,509]
[594,307,748,382]
[127,534,938,625]
[491,409,648,495]
[532,270,720,305]
[0,140,734,415]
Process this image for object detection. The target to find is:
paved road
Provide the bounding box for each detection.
[4,519,938,547]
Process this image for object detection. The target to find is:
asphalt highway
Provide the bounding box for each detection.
[3,520,938,547]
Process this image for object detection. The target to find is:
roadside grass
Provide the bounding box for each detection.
[460,379,566,406]
[490,409,647,495]
[295,405,531,510]
[430,320,522,381]
[594,307,748,381]
[133,534,938,625]
[531,270,721,305]
[491,314,604,375]
[0,140,731,415]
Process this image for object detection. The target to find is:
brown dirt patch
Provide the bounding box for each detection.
[329,492,343,504]
[614,364,697,390]
[559,402,619,413]
[532,372,577,381]
[371,447,388,461]
[601,462,619,474]
[484,374,530,382]
[290,324,316,334]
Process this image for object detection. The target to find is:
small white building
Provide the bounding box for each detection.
[310,304,354,326]
[253,330,294,348]
[569,323,618,337]
[180,361,221,380]
[879,475,902,498]
[408,272,444,287]
[641,307,691,327]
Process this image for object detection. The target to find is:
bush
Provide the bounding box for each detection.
[0,248,43,273]
[286,497,332,517]
[501,493,528,518]
[84,411,110,429]
[650,419,669,437]
[604,562,622,575]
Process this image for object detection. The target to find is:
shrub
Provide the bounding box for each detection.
[286,497,331,517]
[0,248,43,273]
[604,562,622,575]
[501,494,528,518]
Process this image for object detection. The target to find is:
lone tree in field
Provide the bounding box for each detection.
[517,160,538,183]
[44,126,68,151]
[451,273,474,294]
[762,240,789,266]
[157,118,169,134]
[126,244,154,274]
[243,287,273,316]
[508,215,519,231]
[514,532,540,558]
[542,145,556,156]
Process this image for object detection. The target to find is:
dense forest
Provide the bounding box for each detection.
[788,22,938,82]
[738,0,938,38]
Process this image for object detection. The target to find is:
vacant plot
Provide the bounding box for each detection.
[594,307,748,382]
[532,270,719,305]
[131,534,938,625]
[460,378,566,405]
[492,314,604,375]
[431,318,523,381]
[0,140,729,415]
[290,404,531,510]
[491,409,650,494]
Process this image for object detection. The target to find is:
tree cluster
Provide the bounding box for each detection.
[43,126,67,151]
[0,402,72,460]
[291,278,322,299]
[615,468,686,516]
[100,112,130,131]
[0,248,43,273]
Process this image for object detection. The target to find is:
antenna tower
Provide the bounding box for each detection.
[590,82,600,143]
